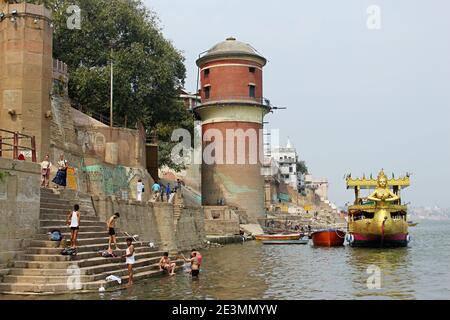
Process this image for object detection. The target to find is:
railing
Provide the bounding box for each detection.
[0,129,37,162]
[193,96,272,108]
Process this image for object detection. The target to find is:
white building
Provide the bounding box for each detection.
[304,174,329,201]
[271,139,299,190]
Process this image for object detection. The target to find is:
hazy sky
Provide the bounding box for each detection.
[144,0,450,207]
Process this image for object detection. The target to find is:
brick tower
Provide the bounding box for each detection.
[195,37,270,223]
[0,2,53,160]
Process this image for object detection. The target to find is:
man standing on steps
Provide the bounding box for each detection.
[151,181,161,202]
[107,212,120,251]
[66,204,80,249]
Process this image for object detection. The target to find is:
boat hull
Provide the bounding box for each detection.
[348,232,409,248]
[255,234,301,241]
[262,239,309,245]
[311,230,345,247]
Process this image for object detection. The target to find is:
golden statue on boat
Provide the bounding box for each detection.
[345,169,411,247]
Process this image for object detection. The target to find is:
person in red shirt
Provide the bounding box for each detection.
[191,249,202,268]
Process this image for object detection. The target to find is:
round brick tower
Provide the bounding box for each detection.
[195,37,270,224]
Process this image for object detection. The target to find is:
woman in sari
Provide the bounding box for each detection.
[52,154,68,189]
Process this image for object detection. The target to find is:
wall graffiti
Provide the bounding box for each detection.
[82,164,132,196]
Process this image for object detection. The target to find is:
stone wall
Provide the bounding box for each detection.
[91,196,205,252]
[203,206,240,236]
[0,158,40,266]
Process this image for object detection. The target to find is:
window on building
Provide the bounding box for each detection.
[204,69,210,77]
[249,67,256,73]
[204,86,210,99]
[289,167,293,173]
[249,84,256,98]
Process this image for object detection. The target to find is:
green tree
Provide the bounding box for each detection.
[28,0,192,170]
[296,161,308,175]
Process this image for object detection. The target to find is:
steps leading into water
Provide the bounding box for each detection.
[0,188,182,295]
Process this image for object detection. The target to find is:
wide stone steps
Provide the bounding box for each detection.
[34,231,112,240]
[0,265,184,294]
[40,225,106,233]
[40,198,71,205]
[40,220,106,227]
[14,251,162,269]
[29,236,130,248]
[25,243,152,256]
[3,258,183,285]
[40,213,100,221]
[40,203,74,210]
[26,241,147,254]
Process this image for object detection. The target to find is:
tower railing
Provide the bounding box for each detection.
[0,129,37,163]
[193,96,272,108]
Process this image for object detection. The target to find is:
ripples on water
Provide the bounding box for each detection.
[2,220,450,300]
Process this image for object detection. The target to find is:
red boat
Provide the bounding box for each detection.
[311,229,346,247]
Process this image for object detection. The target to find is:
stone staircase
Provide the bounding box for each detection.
[0,188,183,295]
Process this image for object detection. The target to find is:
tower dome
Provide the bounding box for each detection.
[197,37,266,66]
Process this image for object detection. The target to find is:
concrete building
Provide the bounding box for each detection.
[304,174,329,201]
[0,2,53,160]
[271,139,299,190]
[194,37,271,224]
[179,88,200,111]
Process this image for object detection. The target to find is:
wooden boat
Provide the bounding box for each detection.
[345,170,411,248]
[262,239,309,245]
[255,233,301,241]
[311,229,345,247]
[408,221,418,227]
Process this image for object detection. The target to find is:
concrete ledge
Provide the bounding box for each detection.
[206,235,243,245]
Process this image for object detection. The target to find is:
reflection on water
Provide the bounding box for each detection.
[1,221,449,300]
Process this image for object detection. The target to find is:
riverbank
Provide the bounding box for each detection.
[2,220,448,300]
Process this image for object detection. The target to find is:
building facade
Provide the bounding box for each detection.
[271,139,299,190]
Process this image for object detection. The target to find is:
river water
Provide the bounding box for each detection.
[3,220,450,300]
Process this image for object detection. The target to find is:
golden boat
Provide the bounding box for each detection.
[345,169,411,248]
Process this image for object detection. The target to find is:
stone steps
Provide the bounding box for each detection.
[40,213,99,221]
[40,203,74,210]
[40,220,105,227]
[40,225,106,233]
[26,241,148,254]
[34,231,111,240]
[29,236,131,248]
[14,251,162,269]
[25,243,152,256]
[0,265,184,294]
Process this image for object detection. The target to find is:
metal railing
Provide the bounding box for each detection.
[0,129,37,162]
[193,96,272,108]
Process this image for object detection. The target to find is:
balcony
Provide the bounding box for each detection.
[193,96,272,109]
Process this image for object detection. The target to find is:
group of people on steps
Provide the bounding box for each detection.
[65,205,202,287]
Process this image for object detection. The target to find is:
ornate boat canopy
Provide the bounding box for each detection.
[346,170,410,190]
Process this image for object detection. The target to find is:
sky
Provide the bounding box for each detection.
[144,0,450,208]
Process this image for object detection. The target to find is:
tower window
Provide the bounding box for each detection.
[204,86,210,99]
[249,85,256,98]
[249,67,256,73]
[204,69,210,77]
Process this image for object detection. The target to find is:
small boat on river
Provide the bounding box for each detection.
[262,239,309,245]
[311,229,345,247]
[255,233,301,241]
[408,221,418,227]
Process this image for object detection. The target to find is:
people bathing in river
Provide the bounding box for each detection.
[52,153,68,189]
[159,252,176,276]
[66,204,80,249]
[107,212,120,250]
[122,237,135,287]
[40,154,52,188]
[191,249,202,269]
[182,252,200,278]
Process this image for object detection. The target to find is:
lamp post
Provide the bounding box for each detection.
[110,46,114,127]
